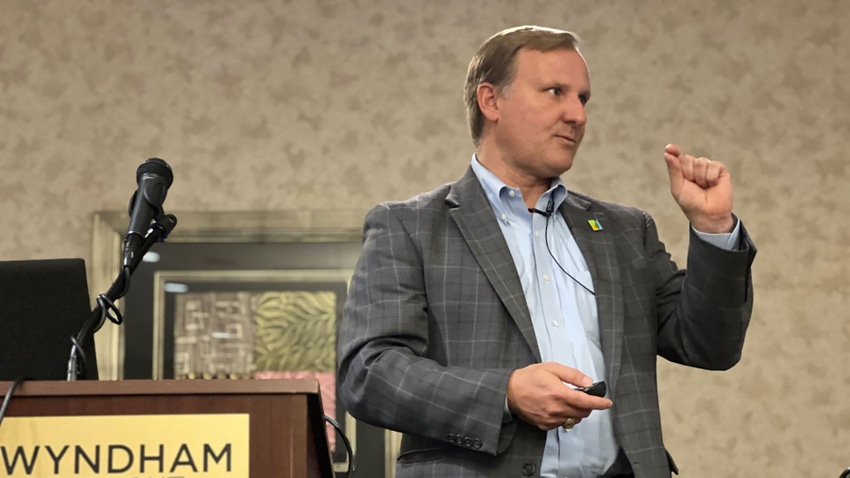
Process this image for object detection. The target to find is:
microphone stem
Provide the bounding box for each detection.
[67,218,174,381]
[123,234,144,268]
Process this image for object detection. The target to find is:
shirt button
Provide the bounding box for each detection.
[552,320,559,327]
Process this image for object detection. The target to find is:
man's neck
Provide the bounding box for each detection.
[475,149,553,209]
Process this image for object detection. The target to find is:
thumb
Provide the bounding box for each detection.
[542,362,593,387]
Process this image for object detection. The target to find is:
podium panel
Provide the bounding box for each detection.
[0,379,333,477]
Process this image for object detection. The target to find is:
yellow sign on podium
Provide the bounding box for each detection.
[0,414,249,477]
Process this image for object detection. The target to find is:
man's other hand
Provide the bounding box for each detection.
[506,362,613,431]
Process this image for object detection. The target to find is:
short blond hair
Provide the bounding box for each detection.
[464,26,580,146]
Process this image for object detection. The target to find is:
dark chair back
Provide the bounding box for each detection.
[0,258,97,380]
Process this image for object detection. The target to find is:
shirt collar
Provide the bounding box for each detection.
[470,154,569,222]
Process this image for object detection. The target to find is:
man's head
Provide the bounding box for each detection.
[466,26,591,183]
[464,26,581,147]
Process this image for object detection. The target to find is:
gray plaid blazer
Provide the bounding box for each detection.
[338,166,756,478]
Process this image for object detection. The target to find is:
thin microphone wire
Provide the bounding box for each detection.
[324,414,355,474]
[0,378,25,430]
[534,201,596,296]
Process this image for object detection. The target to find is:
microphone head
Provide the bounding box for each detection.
[137,158,173,187]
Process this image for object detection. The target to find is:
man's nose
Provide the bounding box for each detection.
[562,96,587,125]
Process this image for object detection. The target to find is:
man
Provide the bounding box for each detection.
[338,25,756,478]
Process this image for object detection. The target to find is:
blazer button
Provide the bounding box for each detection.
[522,463,536,476]
[473,438,482,449]
[464,437,473,447]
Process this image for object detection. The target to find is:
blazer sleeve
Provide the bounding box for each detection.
[337,203,514,456]
[653,213,758,369]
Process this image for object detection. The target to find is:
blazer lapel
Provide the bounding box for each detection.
[446,167,541,361]
[560,195,624,393]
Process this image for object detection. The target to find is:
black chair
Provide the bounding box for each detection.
[0,258,97,380]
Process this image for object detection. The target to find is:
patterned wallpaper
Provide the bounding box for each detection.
[1,0,848,476]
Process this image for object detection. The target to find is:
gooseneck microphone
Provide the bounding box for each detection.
[68,158,177,381]
[124,158,173,267]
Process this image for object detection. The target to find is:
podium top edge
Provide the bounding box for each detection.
[0,378,321,397]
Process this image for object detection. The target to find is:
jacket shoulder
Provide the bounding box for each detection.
[368,182,455,219]
[569,191,652,226]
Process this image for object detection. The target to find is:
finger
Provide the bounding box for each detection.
[679,153,696,182]
[663,152,684,192]
[693,157,711,188]
[705,160,727,187]
[550,409,594,431]
[542,362,593,387]
[543,409,591,430]
[558,416,583,432]
[544,417,577,431]
[563,390,613,411]
[665,143,682,157]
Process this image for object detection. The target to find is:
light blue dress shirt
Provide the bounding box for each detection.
[471,156,740,477]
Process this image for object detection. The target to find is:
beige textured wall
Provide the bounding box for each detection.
[1,0,848,476]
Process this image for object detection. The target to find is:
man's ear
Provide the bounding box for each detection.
[476,83,500,122]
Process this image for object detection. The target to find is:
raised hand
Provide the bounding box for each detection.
[663,143,735,233]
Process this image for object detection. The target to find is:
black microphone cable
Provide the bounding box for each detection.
[0,378,25,430]
[324,414,355,475]
[530,199,595,296]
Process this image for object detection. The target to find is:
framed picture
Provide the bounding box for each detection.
[91,211,402,477]
[151,269,354,468]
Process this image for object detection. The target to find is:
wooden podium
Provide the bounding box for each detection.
[0,378,334,477]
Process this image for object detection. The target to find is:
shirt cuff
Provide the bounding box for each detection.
[692,216,742,251]
[503,397,513,423]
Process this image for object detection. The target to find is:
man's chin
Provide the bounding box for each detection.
[549,155,576,176]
